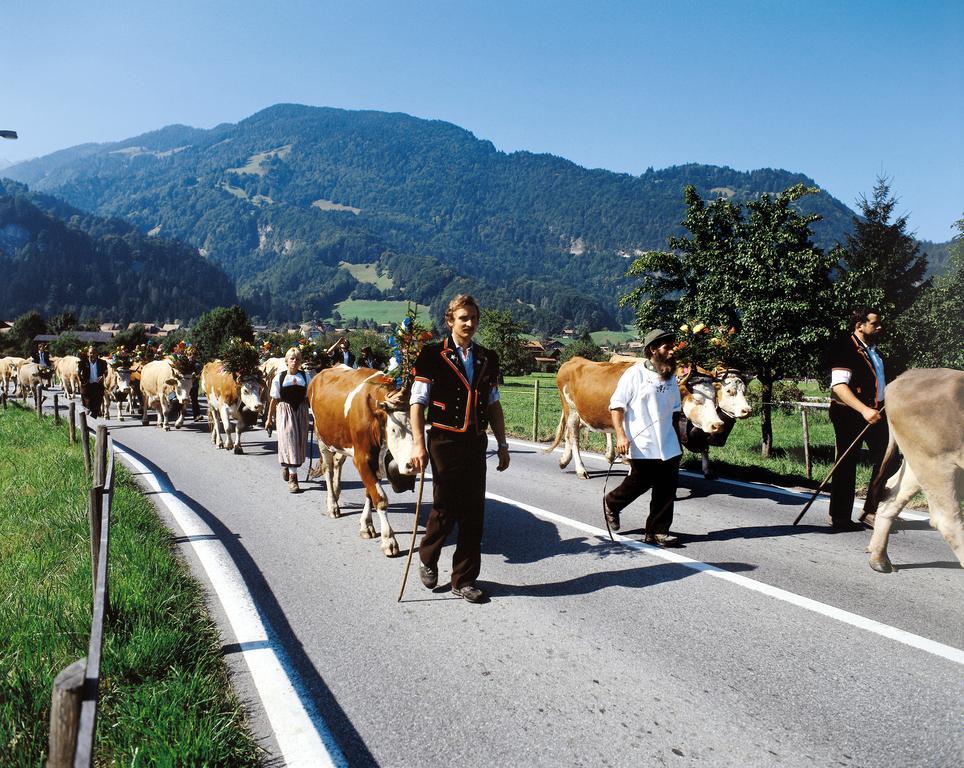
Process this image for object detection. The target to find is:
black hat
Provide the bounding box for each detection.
[642,328,674,356]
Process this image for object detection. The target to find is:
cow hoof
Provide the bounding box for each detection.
[328,507,341,519]
[233,445,244,455]
[576,470,589,480]
[381,538,400,557]
[163,426,170,431]
[360,524,377,539]
[869,558,893,574]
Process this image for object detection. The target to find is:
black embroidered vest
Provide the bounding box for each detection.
[413,338,500,434]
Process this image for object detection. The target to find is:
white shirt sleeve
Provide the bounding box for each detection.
[410,379,431,406]
[830,368,852,388]
[270,374,282,399]
[609,368,635,411]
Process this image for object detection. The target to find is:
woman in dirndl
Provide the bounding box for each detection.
[266,347,312,493]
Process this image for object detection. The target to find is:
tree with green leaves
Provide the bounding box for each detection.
[8,310,48,357]
[190,305,254,362]
[477,309,530,377]
[558,332,605,364]
[833,177,929,371]
[622,184,838,456]
[895,216,964,370]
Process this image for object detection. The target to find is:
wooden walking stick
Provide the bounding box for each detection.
[397,470,427,602]
[793,406,885,526]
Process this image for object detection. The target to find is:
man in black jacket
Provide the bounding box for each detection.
[826,307,898,530]
[409,295,510,603]
[78,345,105,418]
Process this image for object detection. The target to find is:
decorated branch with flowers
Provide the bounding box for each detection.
[293,337,329,370]
[109,345,132,369]
[220,337,261,377]
[167,340,196,375]
[387,303,433,391]
[674,321,737,368]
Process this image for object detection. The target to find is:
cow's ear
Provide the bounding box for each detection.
[166,378,178,386]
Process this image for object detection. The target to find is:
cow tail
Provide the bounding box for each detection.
[544,412,565,453]
[869,432,898,504]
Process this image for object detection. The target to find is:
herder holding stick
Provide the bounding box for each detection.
[408,295,510,603]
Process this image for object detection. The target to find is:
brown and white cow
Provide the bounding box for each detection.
[139,359,194,431]
[17,362,53,405]
[306,366,417,557]
[103,362,133,421]
[546,356,724,479]
[200,361,265,454]
[867,368,964,573]
[54,355,81,398]
[1,356,27,394]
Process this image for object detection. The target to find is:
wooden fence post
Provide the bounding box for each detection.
[54,393,60,425]
[36,384,43,417]
[88,485,104,602]
[94,425,108,487]
[801,406,812,480]
[79,412,91,476]
[46,658,86,768]
[532,380,540,441]
[68,402,77,444]
[2,389,7,410]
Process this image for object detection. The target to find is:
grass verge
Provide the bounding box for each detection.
[0,404,263,766]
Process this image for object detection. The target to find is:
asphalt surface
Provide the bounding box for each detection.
[55,394,963,768]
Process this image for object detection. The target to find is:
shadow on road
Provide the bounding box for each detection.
[112,442,380,767]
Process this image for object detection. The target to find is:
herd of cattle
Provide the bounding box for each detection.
[1,352,961,572]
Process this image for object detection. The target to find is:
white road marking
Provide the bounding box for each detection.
[505,436,930,521]
[113,444,348,768]
[485,490,964,666]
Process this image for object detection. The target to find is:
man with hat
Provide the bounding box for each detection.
[603,328,684,546]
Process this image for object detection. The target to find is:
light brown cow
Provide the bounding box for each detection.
[867,368,964,573]
[103,362,133,421]
[139,359,194,431]
[54,355,81,398]
[258,356,287,432]
[201,361,264,453]
[546,356,724,479]
[1,356,27,394]
[17,362,53,405]
[306,366,416,557]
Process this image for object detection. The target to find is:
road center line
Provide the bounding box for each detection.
[485,489,963,666]
[113,443,347,768]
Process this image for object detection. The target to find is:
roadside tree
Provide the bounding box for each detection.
[191,305,254,362]
[477,309,530,376]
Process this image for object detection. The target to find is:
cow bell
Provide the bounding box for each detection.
[384,450,416,493]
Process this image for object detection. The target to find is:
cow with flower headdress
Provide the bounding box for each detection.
[103,346,134,421]
[201,338,265,453]
[139,342,196,430]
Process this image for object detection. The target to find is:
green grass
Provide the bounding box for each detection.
[332,299,431,325]
[499,374,882,496]
[590,328,639,346]
[0,405,263,766]
[338,261,393,290]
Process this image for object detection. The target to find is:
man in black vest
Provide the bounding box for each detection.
[826,307,898,530]
[409,295,510,603]
[35,341,52,369]
[78,345,105,418]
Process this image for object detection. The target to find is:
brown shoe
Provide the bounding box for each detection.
[451,584,485,603]
[827,516,864,532]
[287,475,300,494]
[644,533,681,547]
[603,499,620,531]
[858,512,876,529]
[419,564,438,589]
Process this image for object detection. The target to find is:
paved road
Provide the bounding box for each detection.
[68,396,963,768]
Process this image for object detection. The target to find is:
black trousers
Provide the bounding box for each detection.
[828,402,899,522]
[81,382,104,418]
[190,378,201,419]
[420,430,487,589]
[605,455,681,535]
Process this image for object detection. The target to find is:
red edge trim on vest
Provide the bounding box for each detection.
[430,338,489,433]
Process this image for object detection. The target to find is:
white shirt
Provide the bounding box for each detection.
[609,363,682,460]
[410,339,501,407]
[269,369,311,399]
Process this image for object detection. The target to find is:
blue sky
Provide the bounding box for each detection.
[2,0,961,241]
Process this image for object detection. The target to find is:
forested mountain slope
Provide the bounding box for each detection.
[5,104,860,330]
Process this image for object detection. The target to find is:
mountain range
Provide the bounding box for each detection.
[2,103,904,331]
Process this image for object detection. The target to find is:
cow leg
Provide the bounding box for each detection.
[604,433,616,464]
[173,402,185,429]
[359,495,377,539]
[702,450,717,480]
[568,414,589,480]
[356,459,399,556]
[232,411,244,454]
[916,462,964,568]
[321,449,341,517]
[331,453,347,497]
[218,404,234,449]
[209,404,224,447]
[867,462,919,573]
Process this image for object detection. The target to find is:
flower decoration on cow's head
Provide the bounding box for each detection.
[388,303,432,392]
[167,339,195,374]
[110,345,132,369]
[294,337,328,371]
[674,320,736,368]
[220,337,260,377]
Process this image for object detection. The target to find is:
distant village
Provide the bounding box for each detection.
[0,318,644,372]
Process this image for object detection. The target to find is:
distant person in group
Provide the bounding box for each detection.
[358,345,378,369]
[186,346,203,421]
[265,347,312,493]
[78,345,106,418]
[603,328,684,547]
[826,307,899,530]
[34,341,52,369]
[327,336,355,367]
[409,294,510,604]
